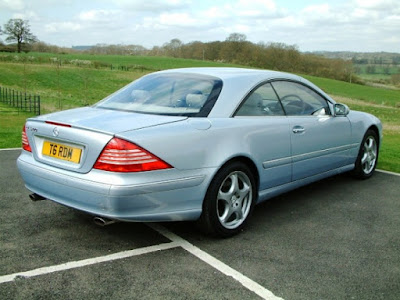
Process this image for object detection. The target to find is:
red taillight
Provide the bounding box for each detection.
[93,138,172,172]
[22,125,32,152]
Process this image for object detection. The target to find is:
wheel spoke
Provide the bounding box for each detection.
[217,174,237,202]
[234,206,243,221]
[219,201,233,223]
[229,174,240,194]
[218,189,231,203]
[365,139,372,151]
[237,181,250,200]
[361,153,368,165]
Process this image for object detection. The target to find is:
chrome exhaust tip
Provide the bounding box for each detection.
[93,216,117,227]
[29,193,46,201]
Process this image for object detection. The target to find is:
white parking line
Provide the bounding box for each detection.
[377,169,400,177]
[0,241,180,284]
[0,148,21,151]
[0,224,283,299]
[149,224,283,300]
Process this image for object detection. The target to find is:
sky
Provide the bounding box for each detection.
[0,0,399,52]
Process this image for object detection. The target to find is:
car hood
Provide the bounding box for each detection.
[34,107,188,134]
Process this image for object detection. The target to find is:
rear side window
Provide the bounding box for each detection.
[235,83,285,116]
[96,73,223,117]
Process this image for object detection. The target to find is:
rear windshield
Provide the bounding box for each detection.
[95,73,223,117]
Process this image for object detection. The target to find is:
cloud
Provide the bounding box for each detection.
[234,0,280,17]
[354,0,398,10]
[114,0,190,12]
[302,3,330,15]
[78,9,120,22]
[0,0,24,10]
[12,11,40,21]
[159,12,198,27]
[45,22,82,33]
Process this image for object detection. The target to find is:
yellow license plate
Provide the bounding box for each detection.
[42,141,82,163]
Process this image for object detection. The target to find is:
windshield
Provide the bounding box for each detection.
[95,73,223,117]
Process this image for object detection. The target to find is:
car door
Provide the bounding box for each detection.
[271,80,352,181]
[235,82,292,191]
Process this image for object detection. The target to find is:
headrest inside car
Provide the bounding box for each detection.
[186,94,205,108]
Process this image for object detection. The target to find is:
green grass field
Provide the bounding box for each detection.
[0,54,399,173]
[0,52,241,70]
[0,103,35,148]
[304,75,400,107]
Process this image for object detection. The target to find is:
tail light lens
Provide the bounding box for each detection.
[93,138,172,172]
[22,125,32,152]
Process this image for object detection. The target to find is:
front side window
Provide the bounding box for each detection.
[271,81,330,116]
[236,83,285,116]
[95,73,223,117]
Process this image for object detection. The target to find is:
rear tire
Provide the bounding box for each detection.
[352,129,379,179]
[197,162,257,237]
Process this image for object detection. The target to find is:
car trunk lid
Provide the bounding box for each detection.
[35,107,187,134]
[25,107,187,173]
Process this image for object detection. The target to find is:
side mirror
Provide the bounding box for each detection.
[334,103,350,116]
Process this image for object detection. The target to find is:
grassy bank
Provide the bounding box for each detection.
[304,74,400,107]
[0,103,35,149]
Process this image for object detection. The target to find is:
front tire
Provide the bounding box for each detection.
[352,129,379,179]
[197,162,257,237]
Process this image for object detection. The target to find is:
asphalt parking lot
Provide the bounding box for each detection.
[1,148,399,299]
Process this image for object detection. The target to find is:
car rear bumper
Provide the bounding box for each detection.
[17,151,213,222]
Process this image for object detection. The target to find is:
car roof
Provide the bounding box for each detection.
[158,67,301,81]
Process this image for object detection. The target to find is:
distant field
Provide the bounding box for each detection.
[353,64,400,86]
[0,54,399,172]
[355,64,399,75]
[304,75,400,107]
[0,52,241,70]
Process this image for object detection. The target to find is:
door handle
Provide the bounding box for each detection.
[292,126,305,134]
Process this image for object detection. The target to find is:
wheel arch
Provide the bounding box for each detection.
[367,125,381,148]
[197,155,260,236]
[209,155,260,196]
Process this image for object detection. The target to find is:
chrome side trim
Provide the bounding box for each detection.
[291,143,358,163]
[263,157,292,169]
[257,164,355,203]
[262,143,359,169]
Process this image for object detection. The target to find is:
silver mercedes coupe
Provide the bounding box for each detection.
[17,68,382,237]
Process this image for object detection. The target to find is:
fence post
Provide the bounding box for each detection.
[19,91,21,110]
[0,86,41,115]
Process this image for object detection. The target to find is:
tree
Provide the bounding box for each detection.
[221,33,248,63]
[2,19,37,53]
[226,33,247,42]
[163,39,183,57]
